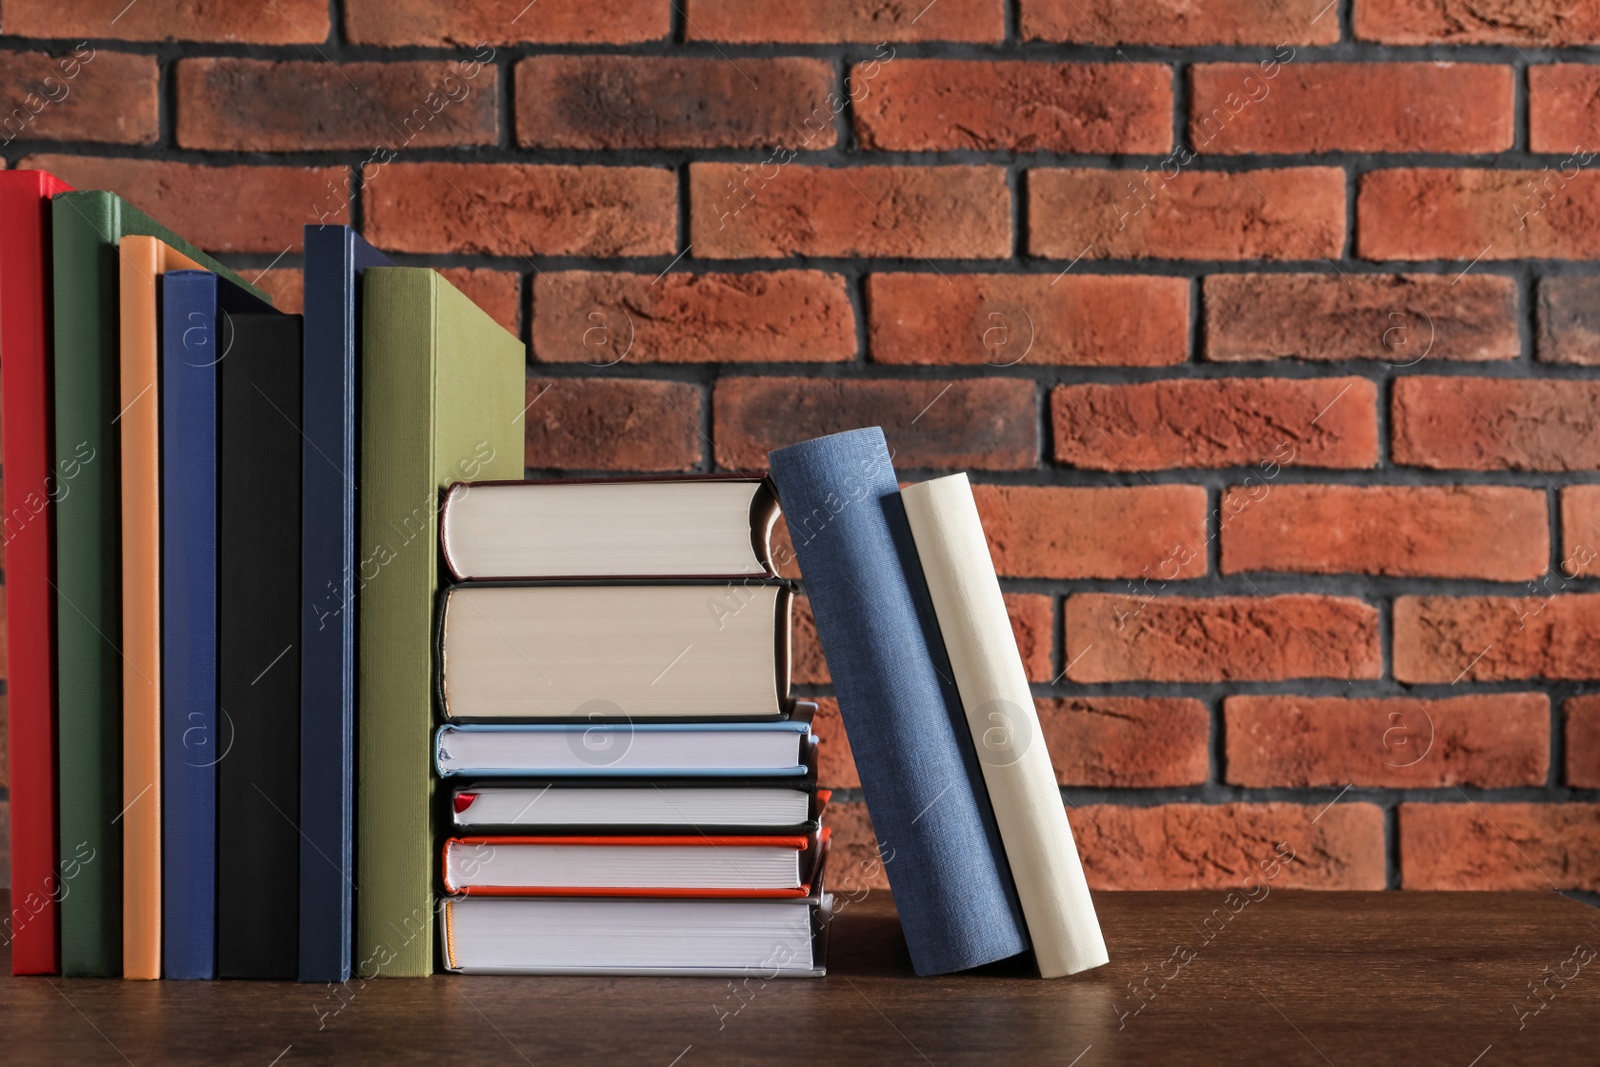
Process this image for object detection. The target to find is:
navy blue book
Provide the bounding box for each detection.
[298,226,392,983]
[160,271,276,980]
[767,427,1028,975]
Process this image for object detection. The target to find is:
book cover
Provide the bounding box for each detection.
[120,236,218,980]
[356,268,523,977]
[51,190,267,977]
[217,310,303,981]
[767,426,1028,976]
[902,472,1109,978]
[299,225,392,984]
[0,169,72,976]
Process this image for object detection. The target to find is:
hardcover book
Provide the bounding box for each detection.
[217,309,304,981]
[299,225,393,984]
[435,721,816,778]
[0,169,72,976]
[356,268,523,977]
[51,190,266,976]
[767,427,1029,976]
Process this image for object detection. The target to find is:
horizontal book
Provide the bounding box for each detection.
[441,476,780,580]
[451,781,826,833]
[438,582,792,720]
[441,893,825,976]
[436,722,814,778]
[441,831,826,897]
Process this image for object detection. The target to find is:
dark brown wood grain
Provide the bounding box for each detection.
[3,890,1596,1065]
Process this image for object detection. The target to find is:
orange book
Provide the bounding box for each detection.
[119,236,207,980]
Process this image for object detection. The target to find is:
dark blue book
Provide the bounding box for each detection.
[767,427,1028,975]
[298,226,392,983]
[161,270,220,980]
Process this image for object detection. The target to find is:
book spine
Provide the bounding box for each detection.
[902,473,1109,978]
[160,270,219,980]
[118,237,164,981]
[298,225,358,984]
[766,427,1028,975]
[51,192,123,977]
[218,314,303,980]
[357,270,443,978]
[0,172,66,975]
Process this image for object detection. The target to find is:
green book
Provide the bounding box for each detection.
[51,191,266,976]
[356,268,522,977]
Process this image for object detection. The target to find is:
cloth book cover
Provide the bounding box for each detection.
[51,190,266,976]
[356,267,523,977]
[217,309,304,980]
[0,169,72,976]
[299,224,392,984]
[766,426,1029,976]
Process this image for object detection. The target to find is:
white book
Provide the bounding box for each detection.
[901,472,1109,978]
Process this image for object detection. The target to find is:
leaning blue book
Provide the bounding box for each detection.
[767,426,1029,976]
[298,225,393,983]
[160,269,276,980]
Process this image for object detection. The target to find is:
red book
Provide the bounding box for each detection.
[1,170,72,975]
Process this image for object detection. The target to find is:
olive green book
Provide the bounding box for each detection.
[51,191,267,977]
[356,268,523,977]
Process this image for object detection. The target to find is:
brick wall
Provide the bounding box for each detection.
[1,0,1598,897]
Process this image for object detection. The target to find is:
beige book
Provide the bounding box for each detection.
[901,472,1109,978]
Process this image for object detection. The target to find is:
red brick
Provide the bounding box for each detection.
[18,154,344,253]
[1052,378,1378,471]
[1204,274,1519,363]
[770,515,801,580]
[1023,0,1338,44]
[1537,277,1600,365]
[811,697,857,790]
[1392,377,1600,471]
[176,58,497,152]
[1530,65,1600,152]
[712,377,1036,471]
[1400,803,1600,890]
[826,802,891,893]
[1191,63,1512,154]
[438,268,522,337]
[971,484,1208,580]
[1356,0,1600,45]
[517,56,836,150]
[1029,167,1345,262]
[344,0,667,44]
[1069,803,1386,890]
[1566,696,1600,787]
[1358,169,1600,261]
[1225,694,1550,789]
[0,48,156,146]
[1040,698,1210,788]
[691,164,1010,259]
[363,163,675,257]
[252,269,303,314]
[1067,594,1382,683]
[1561,486,1600,577]
[685,0,1003,42]
[3,0,330,42]
[532,272,853,364]
[854,60,1171,153]
[868,273,1189,367]
[522,377,702,473]
[796,592,1054,686]
[1220,485,1548,580]
[1394,595,1600,683]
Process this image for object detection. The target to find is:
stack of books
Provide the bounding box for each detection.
[431,476,830,976]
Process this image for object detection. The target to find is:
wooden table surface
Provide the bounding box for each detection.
[4,889,1597,1066]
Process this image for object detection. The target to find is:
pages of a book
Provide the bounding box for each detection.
[901,472,1109,978]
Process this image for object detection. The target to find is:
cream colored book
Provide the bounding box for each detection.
[901,472,1109,978]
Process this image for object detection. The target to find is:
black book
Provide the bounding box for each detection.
[217,310,302,979]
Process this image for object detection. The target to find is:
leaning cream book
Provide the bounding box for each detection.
[901,472,1109,978]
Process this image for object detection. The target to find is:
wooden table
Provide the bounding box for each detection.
[5,890,1597,1065]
